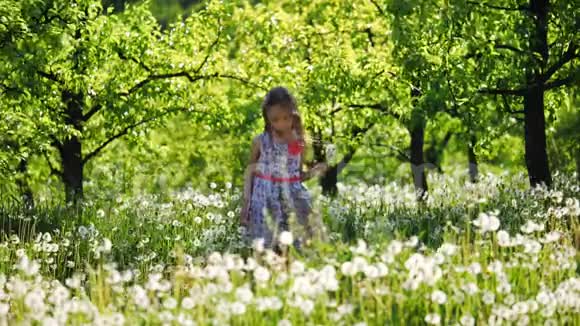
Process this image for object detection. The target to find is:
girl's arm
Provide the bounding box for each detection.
[241,136,261,224]
[300,141,327,182]
[301,164,315,182]
[300,143,310,181]
[301,163,328,182]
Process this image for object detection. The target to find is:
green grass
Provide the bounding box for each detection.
[0,172,578,325]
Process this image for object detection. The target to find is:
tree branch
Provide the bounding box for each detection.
[365,27,375,47]
[348,103,401,120]
[336,122,376,174]
[441,131,454,149]
[501,94,524,115]
[371,142,411,162]
[120,72,266,97]
[478,87,526,96]
[494,43,545,65]
[49,135,63,152]
[120,71,196,96]
[194,24,222,75]
[219,74,269,91]
[0,82,20,95]
[114,20,232,98]
[369,0,387,17]
[42,150,63,178]
[83,103,102,122]
[37,70,62,84]
[542,42,579,82]
[329,103,342,116]
[444,70,460,117]
[82,106,199,164]
[481,64,579,96]
[115,48,152,73]
[544,72,579,91]
[36,1,70,26]
[466,1,530,11]
[336,148,355,175]
[494,44,525,54]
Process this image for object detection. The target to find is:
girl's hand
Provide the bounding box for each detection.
[302,162,329,181]
[240,200,250,226]
[311,162,329,176]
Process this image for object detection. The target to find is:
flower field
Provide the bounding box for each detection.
[0,173,578,325]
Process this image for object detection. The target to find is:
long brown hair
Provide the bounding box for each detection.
[261,87,305,142]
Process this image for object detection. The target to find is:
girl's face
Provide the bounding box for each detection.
[267,104,293,134]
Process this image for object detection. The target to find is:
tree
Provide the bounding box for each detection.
[456,0,579,187]
[231,0,401,196]
[363,0,461,200]
[0,0,252,203]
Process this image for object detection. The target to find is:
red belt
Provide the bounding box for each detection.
[255,172,301,182]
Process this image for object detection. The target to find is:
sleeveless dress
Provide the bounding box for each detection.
[248,131,312,246]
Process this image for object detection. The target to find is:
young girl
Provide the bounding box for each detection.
[241,87,327,249]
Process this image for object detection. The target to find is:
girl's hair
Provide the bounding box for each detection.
[261,87,305,141]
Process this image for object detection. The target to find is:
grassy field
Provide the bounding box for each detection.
[0,172,578,325]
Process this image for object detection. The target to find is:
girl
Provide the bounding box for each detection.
[241,87,327,249]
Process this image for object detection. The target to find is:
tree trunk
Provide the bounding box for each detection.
[311,130,339,197]
[468,134,479,183]
[576,149,580,183]
[524,0,552,188]
[59,90,85,204]
[320,166,338,197]
[310,122,371,197]
[523,87,551,187]
[309,128,338,197]
[425,131,453,174]
[60,136,84,204]
[320,148,359,197]
[409,83,428,201]
[16,159,34,208]
[410,121,428,200]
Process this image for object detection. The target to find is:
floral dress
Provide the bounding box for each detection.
[247,131,312,246]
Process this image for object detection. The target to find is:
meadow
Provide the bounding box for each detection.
[0,172,578,325]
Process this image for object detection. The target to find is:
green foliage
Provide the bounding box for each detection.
[549,89,580,174]
[0,173,578,324]
[0,0,261,202]
[0,0,578,203]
